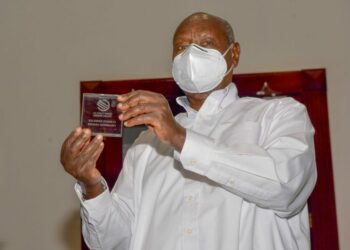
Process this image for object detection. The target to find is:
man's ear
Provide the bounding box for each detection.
[232,42,241,68]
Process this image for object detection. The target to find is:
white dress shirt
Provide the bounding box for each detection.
[75,83,317,250]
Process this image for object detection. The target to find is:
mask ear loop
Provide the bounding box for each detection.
[224,63,234,76]
[223,43,235,76]
[222,43,234,56]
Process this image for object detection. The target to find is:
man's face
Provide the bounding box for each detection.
[172,17,239,103]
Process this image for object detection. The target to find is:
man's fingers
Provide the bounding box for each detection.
[80,135,104,159]
[117,90,162,111]
[124,113,158,128]
[63,127,82,148]
[119,103,160,121]
[78,137,104,173]
[117,89,143,101]
[70,129,92,153]
[79,140,104,171]
[90,141,104,162]
[61,127,82,162]
[80,136,92,152]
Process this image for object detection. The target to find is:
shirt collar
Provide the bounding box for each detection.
[176,83,239,117]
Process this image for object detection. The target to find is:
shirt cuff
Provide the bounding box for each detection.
[74,178,111,216]
[179,129,213,175]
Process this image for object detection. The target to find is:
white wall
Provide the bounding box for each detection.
[0,0,349,249]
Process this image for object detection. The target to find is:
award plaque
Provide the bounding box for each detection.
[81,93,122,137]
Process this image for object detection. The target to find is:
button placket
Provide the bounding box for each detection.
[179,94,217,250]
[182,179,200,250]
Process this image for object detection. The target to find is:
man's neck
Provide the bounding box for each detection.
[186,79,232,111]
[187,92,210,111]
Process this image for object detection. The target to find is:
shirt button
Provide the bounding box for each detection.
[186,195,193,202]
[190,160,197,166]
[186,229,192,235]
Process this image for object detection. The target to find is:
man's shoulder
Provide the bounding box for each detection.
[222,96,308,125]
[238,95,301,105]
[236,96,306,113]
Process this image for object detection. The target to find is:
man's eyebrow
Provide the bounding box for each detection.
[198,33,215,40]
[173,36,190,44]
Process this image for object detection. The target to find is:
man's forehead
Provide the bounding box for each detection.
[174,18,225,41]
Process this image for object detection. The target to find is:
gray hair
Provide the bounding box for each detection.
[180,12,235,45]
[219,16,235,44]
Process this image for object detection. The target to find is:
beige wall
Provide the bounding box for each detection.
[0,0,349,249]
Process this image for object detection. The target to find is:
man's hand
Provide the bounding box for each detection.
[117,90,186,152]
[60,127,105,199]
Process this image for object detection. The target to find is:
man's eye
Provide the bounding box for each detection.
[201,40,214,48]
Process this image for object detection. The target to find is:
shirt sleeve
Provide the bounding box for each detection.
[178,98,317,218]
[75,150,135,250]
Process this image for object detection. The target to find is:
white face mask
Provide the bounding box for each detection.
[172,43,234,93]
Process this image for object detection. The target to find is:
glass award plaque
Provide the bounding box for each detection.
[81,93,122,137]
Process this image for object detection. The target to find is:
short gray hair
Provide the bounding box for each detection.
[219,16,235,44]
[181,12,235,45]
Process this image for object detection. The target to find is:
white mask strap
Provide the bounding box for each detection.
[223,43,235,76]
[223,43,234,57]
[224,62,234,76]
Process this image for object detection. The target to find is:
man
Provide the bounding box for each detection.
[61,12,317,250]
